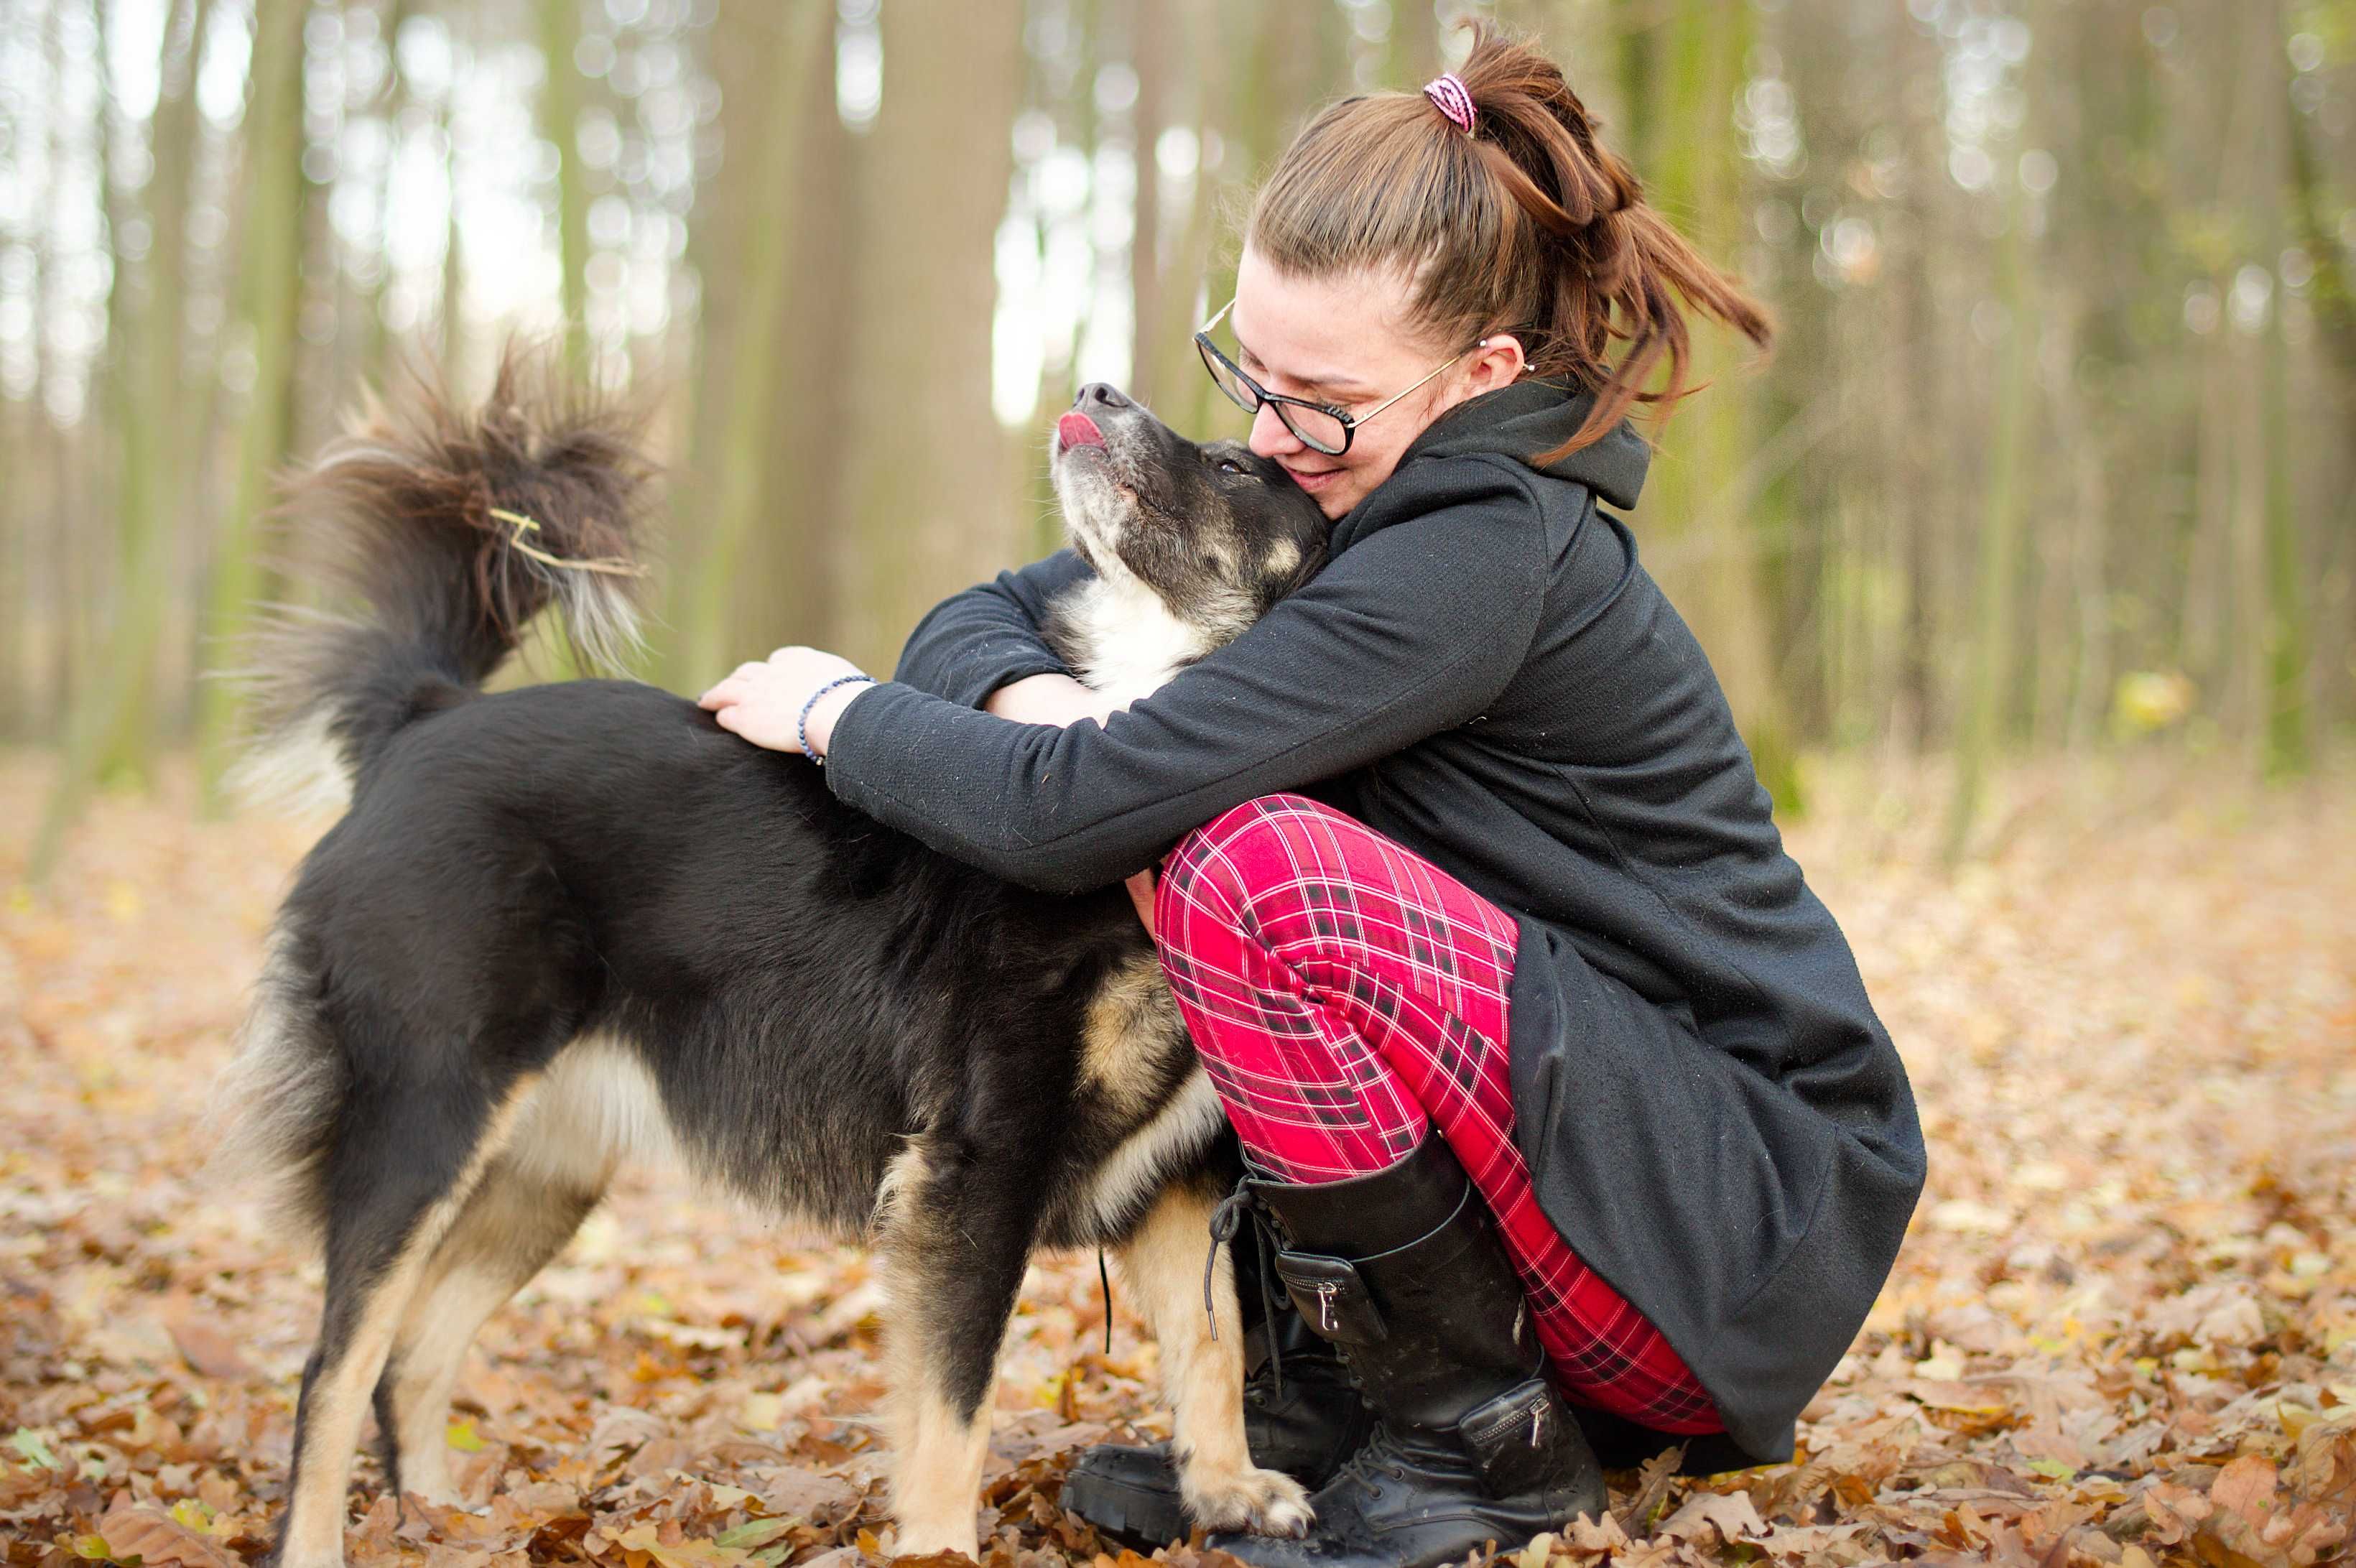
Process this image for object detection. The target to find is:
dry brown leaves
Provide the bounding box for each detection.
[2,753,2352,1568]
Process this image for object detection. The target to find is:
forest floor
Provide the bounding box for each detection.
[1,752,2352,1568]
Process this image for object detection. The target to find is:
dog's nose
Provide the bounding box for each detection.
[1075,383,1132,412]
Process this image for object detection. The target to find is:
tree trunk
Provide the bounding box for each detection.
[1388,0,1442,91]
[2254,2,2306,779]
[187,0,308,813]
[731,22,858,665]
[439,6,468,369]
[832,0,1026,674]
[1139,0,1228,421]
[538,0,590,381]
[1614,0,1799,809]
[1128,0,1169,405]
[1944,180,2035,863]
[363,0,416,381]
[661,1,830,690]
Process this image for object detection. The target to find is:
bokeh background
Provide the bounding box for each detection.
[0,0,2351,868]
[5,6,2356,1562]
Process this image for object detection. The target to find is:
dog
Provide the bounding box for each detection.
[210,356,1332,1567]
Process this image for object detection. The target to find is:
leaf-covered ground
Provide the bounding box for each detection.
[2,756,2352,1568]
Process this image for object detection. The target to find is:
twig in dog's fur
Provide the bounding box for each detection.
[489,507,650,579]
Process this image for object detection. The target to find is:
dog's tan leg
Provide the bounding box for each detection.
[376,1160,606,1506]
[1116,1182,1314,1538]
[885,1380,998,1557]
[276,1090,535,1568]
[872,1142,1031,1558]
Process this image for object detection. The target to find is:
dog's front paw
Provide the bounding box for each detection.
[1183,1464,1314,1538]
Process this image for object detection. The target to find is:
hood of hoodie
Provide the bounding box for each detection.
[1391,377,1649,512]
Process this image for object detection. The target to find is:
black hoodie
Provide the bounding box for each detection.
[823,379,1925,1464]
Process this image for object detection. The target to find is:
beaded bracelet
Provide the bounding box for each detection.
[798,674,876,765]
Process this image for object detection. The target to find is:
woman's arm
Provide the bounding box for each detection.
[892,548,1095,709]
[822,477,1547,894]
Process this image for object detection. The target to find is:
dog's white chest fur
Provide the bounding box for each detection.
[1058,572,1219,709]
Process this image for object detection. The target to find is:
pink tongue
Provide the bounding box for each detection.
[1058,412,1105,448]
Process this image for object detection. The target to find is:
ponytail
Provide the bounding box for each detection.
[1246,25,1772,461]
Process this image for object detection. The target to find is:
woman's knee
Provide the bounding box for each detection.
[1155,793,1358,943]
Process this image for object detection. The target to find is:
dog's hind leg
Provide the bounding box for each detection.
[872,1141,1039,1559]
[371,1156,607,1507]
[1115,1180,1314,1539]
[275,1081,540,1568]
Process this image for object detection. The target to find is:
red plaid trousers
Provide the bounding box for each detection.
[1154,794,1722,1434]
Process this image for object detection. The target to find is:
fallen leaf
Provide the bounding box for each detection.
[161,1302,254,1380]
[92,1498,242,1568]
[1655,1488,1766,1544]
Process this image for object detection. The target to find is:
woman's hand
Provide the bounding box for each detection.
[1125,869,1157,937]
[985,671,1123,728]
[697,646,871,758]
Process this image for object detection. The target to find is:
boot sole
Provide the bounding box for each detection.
[1059,1463,1192,1549]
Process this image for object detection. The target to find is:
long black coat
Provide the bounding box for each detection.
[822,380,1926,1465]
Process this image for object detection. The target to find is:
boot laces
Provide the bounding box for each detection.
[1323,1423,1417,1500]
[1205,1175,1284,1398]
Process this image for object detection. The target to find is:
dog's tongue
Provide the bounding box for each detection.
[1057,412,1105,449]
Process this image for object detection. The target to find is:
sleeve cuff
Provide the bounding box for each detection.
[822,677,895,784]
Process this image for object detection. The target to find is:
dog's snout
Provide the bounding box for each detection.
[1075,383,1133,414]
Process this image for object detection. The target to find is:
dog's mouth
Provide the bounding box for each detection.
[1052,412,1154,530]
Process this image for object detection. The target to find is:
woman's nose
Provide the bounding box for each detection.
[1075,383,1132,412]
[1248,401,1302,458]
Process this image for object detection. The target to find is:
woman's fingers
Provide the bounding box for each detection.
[697,664,760,708]
[1124,869,1157,936]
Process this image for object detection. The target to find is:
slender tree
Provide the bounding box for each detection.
[538,0,590,381]
[1128,0,1170,405]
[187,0,308,812]
[1615,0,1799,809]
[2255,1,2309,779]
[661,1,830,690]
[1946,168,2037,863]
[832,0,1027,674]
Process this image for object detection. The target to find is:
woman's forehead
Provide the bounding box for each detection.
[1230,251,1429,391]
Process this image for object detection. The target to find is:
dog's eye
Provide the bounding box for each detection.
[1216,458,1251,477]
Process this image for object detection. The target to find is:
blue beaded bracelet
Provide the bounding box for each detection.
[798,674,876,764]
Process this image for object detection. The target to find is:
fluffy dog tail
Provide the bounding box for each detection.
[228,345,657,812]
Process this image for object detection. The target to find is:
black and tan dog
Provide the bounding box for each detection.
[213,361,1329,1567]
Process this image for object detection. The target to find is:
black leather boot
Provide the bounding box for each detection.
[1208,1136,1608,1568]
[1061,1225,1373,1546]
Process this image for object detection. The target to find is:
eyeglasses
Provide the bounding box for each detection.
[1195,298,1492,457]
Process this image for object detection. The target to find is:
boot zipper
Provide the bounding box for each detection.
[1314,1280,1339,1332]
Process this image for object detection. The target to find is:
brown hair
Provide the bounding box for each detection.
[1246,26,1772,459]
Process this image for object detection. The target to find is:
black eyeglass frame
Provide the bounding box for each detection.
[1192,298,1494,457]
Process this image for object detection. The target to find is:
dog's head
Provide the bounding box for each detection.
[1049,384,1330,641]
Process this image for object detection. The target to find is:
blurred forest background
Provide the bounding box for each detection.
[1,0,2352,875]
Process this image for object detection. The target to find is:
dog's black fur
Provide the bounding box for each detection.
[215,361,1330,1567]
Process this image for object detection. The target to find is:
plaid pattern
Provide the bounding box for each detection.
[1156,794,1722,1434]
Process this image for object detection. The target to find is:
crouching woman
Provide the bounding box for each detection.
[701,28,1925,1568]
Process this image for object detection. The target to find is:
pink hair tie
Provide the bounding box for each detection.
[1423,73,1476,134]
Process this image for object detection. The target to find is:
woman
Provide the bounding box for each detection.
[699,30,1924,1568]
